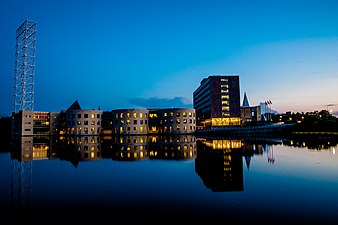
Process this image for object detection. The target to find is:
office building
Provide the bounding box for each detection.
[193,75,241,128]
[60,100,102,135]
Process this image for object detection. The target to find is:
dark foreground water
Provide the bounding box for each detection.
[1,134,338,223]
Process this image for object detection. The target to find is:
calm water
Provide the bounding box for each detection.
[1,134,338,223]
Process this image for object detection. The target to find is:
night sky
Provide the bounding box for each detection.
[1,0,338,116]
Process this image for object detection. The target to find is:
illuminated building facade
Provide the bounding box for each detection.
[157,108,196,134]
[148,108,160,134]
[103,109,149,135]
[240,92,261,124]
[193,75,241,128]
[102,108,196,135]
[11,110,58,136]
[61,100,102,135]
[12,103,196,136]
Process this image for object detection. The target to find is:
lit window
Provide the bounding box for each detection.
[222,106,229,111]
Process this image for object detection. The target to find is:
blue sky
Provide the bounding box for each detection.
[1,0,338,116]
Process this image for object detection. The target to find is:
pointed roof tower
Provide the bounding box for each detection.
[245,155,251,170]
[67,100,82,110]
[242,92,250,107]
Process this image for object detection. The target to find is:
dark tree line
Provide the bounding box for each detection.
[272,110,338,132]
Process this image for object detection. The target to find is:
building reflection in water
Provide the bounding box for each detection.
[101,135,149,161]
[195,137,244,192]
[148,135,196,160]
[57,136,102,166]
[8,133,337,211]
[101,134,196,161]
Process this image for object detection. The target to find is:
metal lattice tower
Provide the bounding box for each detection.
[12,19,37,112]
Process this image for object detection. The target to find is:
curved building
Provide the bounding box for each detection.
[63,100,102,135]
[157,108,196,134]
[106,109,149,135]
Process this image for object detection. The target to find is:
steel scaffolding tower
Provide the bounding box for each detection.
[12,19,37,112]
[10,20,36,216]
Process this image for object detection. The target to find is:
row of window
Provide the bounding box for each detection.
[160,119,195,124]
[66,127,101,135]
[67,113,101,119]
[112,111,195,119]
[66,120,101,126]
[162,112,195,117]
[112,125,196,133]
[114,112,147,119]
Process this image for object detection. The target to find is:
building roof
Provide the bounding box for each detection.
[242,92,250,107]
[67,100,82,110]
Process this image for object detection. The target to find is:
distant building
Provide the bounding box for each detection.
[12,101,195,136]
[240,92,261,124]
[102,109,149,135]
[60,100,102,135]
[102,107,196,135]
[193,75,241,128]
[157,108,196,134]
[12,110,59,136]
[12,110,34,136]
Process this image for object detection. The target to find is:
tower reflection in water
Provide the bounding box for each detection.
[10,136,54,216]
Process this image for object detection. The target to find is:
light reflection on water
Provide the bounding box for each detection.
[0,134,338,222]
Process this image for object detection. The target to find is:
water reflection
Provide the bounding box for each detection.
[4,134,338,219]
[195,138,244,192]
[101,135,149,161]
